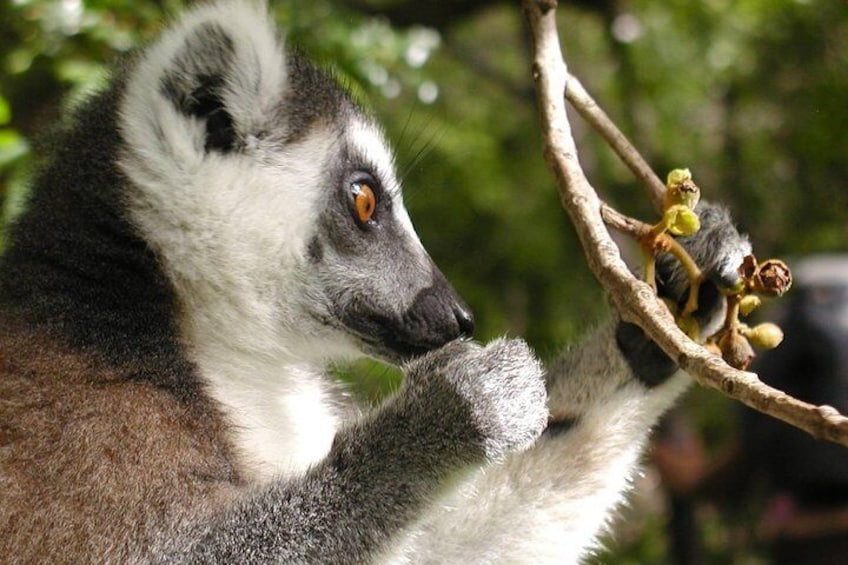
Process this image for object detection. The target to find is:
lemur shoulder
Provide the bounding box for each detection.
[0,1,751,562]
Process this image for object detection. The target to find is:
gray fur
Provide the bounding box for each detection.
[405,338,547,459]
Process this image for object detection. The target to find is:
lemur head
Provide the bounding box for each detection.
[118,0,473,364]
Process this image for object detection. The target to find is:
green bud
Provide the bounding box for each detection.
[664,168,701,210]
[666,168,692,187]
[738,295,762,317]
[742,323,784,349]
[727,279,747,294]
[664,205,701,236]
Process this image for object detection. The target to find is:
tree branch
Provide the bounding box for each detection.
[564,74,666,212]
[521,0,848,447]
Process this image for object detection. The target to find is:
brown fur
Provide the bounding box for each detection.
[0,318,242,563]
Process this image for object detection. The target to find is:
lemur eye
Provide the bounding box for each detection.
[351,182,376,225]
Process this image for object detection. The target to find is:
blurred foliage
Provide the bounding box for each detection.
[2,0,847,562]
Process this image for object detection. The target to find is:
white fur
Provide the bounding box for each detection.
[195,347,341,481]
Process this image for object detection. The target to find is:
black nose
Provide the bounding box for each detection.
[453,303,475,338]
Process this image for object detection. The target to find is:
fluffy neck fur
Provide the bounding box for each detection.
[0,79,198,392]
[0,71,344,481]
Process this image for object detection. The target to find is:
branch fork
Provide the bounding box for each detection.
[522,0,848,446]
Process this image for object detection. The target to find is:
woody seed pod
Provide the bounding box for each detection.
[718,330,755,370]
[750,259,793,297]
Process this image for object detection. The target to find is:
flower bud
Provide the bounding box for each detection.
[719,330,755,370]
[742,322,784,350]
[664,168,700,210]
[666,168,692,187]
[738,295,762,317]
[663,205,701,236]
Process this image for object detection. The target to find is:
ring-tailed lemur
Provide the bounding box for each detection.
[0,1,751,562]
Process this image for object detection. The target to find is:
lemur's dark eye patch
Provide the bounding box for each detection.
[351,182,376,225]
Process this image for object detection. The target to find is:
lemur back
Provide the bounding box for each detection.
[0,1,752,562]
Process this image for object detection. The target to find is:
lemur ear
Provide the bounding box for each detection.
[160,24,238,152]
[121,0,285,159]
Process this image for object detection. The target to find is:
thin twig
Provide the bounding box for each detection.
[599,202,651,236]
[522,0,848,447]
[564,72,666,212]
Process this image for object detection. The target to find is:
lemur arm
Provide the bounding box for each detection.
[379,323,687,563]
[165,340,547,564]
[175,393,476,563]
[380,203,751,563]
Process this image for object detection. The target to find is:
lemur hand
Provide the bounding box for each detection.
[617,202,752,386]
[404,338,548,459]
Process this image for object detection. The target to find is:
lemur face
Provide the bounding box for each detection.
[303,117,475,362]
[117,3,472,364]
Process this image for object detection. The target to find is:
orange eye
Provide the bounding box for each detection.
[352,182,376,224]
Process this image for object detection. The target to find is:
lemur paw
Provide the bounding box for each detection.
[620,201,752,387]
[657,201,752,335]
[406,338,548,459]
